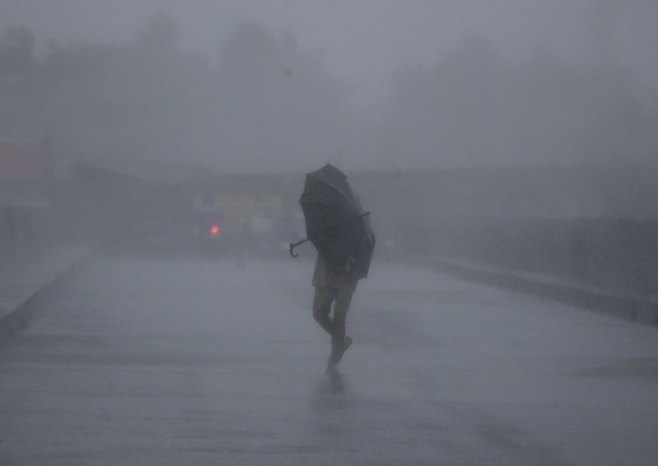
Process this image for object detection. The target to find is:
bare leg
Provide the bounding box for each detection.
[312,287,336,336]
[329,290,354,366]
[313,308,333,336]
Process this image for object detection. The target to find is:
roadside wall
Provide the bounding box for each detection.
[428,216,658,295]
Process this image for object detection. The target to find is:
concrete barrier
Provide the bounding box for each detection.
[432,257,658,328]
[0,247,91,347]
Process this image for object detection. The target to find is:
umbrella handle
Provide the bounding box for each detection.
[289,238,309,258]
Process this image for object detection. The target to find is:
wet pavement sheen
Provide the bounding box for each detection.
[1,254,657,465]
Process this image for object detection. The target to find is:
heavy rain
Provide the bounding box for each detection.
[1,1,658,464]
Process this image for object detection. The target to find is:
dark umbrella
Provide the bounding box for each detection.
[289,164,375,281]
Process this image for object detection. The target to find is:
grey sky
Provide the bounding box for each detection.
[4,0,642,106]
[2,0,657,173]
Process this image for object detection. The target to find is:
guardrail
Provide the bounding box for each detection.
[0,247,91,347]
[432,257,658,328]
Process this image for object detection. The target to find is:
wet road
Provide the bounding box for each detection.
[1,254,657,465]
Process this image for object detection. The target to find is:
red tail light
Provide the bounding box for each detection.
[210,225,220,236]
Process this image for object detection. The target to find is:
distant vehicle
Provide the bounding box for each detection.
[191,193,284,256]
[194,206,225,255]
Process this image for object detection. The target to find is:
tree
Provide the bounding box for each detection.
[378,34,658,168]
[214,21,351,171]
[0,26,35,78]
[33,15,213,164]
[135,12,179,55]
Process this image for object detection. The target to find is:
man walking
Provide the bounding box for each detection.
[291,163,375,373]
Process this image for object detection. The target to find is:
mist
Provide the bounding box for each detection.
[3,2,658,464]
[1,0,657,304]
[2,1,658,172]
[1,1,657,278]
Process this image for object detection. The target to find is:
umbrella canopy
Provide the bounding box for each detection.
[299,164,375,281]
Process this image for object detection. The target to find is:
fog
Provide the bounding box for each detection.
[3,3,658,464]
[2,0,658,173]
[2,0,657,268]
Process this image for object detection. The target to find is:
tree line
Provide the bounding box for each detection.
[1,15,656,172]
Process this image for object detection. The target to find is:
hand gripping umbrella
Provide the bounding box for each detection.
[289,164,375,281]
